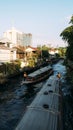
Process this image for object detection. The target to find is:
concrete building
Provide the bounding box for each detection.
[3,27,32,47]
[0,37,16,62]
[22,33,32,46]
[0,45,16,62]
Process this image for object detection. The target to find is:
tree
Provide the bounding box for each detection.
[42,50,49,59]
[60,15,73,60]
[58,47,66,57]
[37,45,49,60]
[42,45,49,51]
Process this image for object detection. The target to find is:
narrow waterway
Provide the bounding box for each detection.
[0,76,43,130]
[53,60,73,130]
[0,60,73,130]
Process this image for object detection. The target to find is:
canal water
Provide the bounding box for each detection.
[0,75,43,130]
[0,60,73,130]
[53,60,73,130]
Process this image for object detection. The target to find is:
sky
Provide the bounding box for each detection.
[0,0,73,47]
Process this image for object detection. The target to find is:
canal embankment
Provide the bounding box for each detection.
[0,61,50,85]
[0,58,61,85]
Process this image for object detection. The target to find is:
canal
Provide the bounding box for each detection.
[53,60,73,130]
[0,60,73,130]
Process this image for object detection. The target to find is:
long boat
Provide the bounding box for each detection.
[15,75,63,130]
[23,65,53,85]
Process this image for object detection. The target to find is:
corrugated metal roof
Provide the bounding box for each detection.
[28,66,52,78]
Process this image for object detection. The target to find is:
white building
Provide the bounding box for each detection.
[0,45,16,62]
[3,27,32,47]
[0,37,16,62]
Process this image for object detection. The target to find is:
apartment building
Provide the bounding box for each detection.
[22,33,32,46]
[3,27,32,47]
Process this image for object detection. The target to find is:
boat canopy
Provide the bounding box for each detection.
[28,65,52,78]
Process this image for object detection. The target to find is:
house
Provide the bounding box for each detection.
[0,37,13,48]
[0,45,16,62]
[25,46,38,59]
[49,48,59,58]
[12,46,25,59]
[0,37,16,62]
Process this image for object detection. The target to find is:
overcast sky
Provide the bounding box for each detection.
[0,0,73,47]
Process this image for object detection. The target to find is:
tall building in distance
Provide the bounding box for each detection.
[3,27,32,47]
[22,33,32,46]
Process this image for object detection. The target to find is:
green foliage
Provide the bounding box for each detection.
[66,67,73,84]
[37,45,49,51]
[14,59,21,67]
[58,47,66,57]
[66,45,73,60]
[28,59,35,67]
[60,26,73,44]
[42,45,49,51]
[55,53,60,58]
[5,62,21,74]
[69,15,73,24]
[37,45,49,60]
[60,15,73,60]
[42,50,49,59]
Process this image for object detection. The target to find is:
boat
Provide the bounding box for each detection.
[23,65,53,85]
[15,75,63,130]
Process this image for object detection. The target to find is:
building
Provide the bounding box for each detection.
[0,45,16,62]
[3,27,32,47]
[49,48,59,58]
[0,37,12,48]
[22,33,32,46]
[49,48,59,55]
[0,38,16,62]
